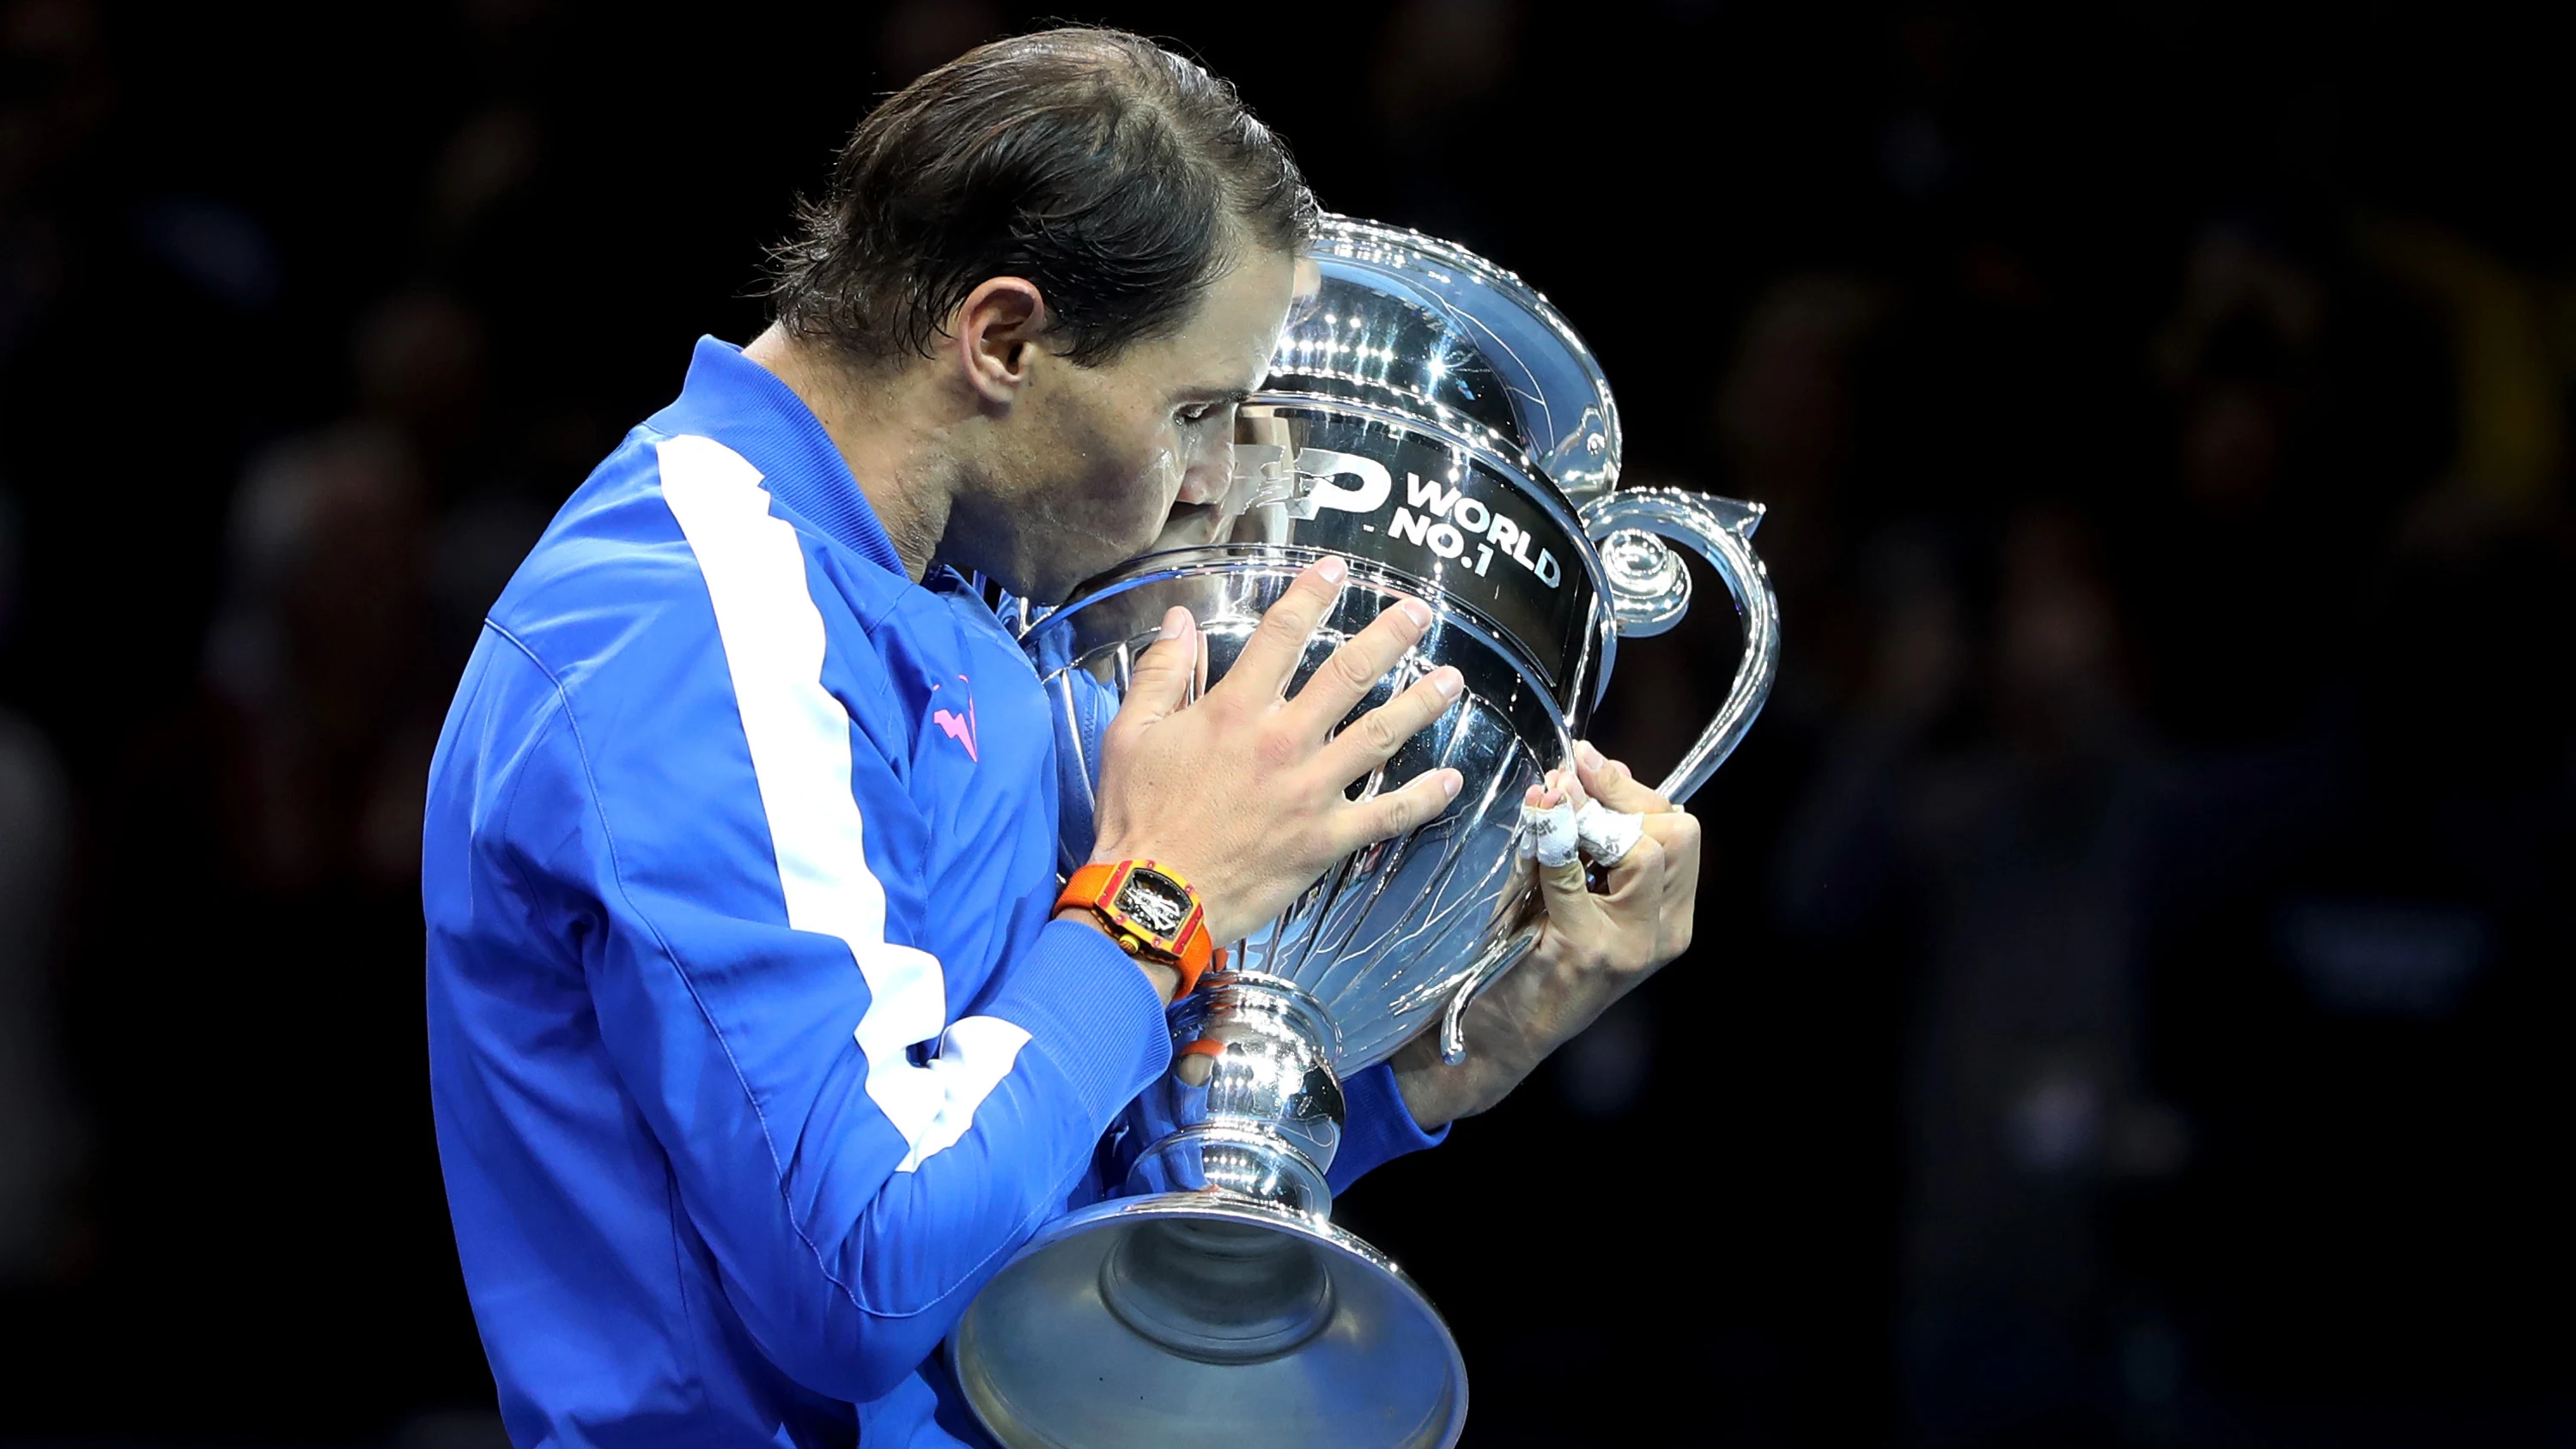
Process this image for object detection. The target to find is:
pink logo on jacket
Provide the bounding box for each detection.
[929,676,978,762]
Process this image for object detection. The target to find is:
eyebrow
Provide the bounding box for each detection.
[1173,385,1254,406]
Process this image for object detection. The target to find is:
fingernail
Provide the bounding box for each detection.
[1432,667,1463,699]
[1157,608,1189,640]
[1400,598,1433,630]
[1577,740,1606,771]
[1316,556,1346,584]
[1441,769,1462,798]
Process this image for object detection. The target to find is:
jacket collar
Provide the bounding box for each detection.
[649,336,910,577]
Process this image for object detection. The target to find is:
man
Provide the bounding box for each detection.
[423,27,1699,1447]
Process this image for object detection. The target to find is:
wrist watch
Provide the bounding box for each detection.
[1057,860,1217,996]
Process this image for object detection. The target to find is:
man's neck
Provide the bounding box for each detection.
[741,324,956,582]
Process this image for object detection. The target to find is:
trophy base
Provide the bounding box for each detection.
[953,1192,1466,1449]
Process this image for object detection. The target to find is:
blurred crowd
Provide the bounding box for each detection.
[4,2,2573,1446]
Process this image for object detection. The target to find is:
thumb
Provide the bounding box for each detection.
[1116,608,1200,727]
[1573,740,1674,815]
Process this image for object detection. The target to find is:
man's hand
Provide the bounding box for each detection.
[1388,743,1702,1126]
[1075,557,1466,979]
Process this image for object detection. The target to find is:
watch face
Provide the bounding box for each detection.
[1115,868,1193,938]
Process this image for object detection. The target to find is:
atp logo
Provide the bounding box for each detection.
[1279,447,1392,518]
[1293,446,1564,589]
[929,676,978,762]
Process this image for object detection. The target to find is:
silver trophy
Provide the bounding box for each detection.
[951,216,1781,1448]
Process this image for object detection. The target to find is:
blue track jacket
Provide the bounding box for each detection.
[423,338,1445,1448]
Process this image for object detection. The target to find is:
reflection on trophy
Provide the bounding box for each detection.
[952,216,1782,1448]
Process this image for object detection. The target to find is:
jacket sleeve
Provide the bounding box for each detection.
[1327,1062,1449,1191]
[502,664,1170,1405]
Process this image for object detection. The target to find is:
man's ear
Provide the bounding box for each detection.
[952,277,1050,408]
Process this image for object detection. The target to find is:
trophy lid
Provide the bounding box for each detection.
[1266,215,1624,504]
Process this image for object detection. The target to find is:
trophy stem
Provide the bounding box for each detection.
[1117,971,1346,1205]
[1075,973,1356,1368]
[1124,1123,1333,1216]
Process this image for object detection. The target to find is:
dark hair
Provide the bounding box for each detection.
[766,27,1317,367]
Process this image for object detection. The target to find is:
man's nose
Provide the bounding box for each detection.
[1174,441,1233,506]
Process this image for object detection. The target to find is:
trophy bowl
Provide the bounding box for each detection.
[951,216,1780,1449]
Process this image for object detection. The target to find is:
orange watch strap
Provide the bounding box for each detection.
[1180,942,1226,998]
[1058,863,1115,916]
[1170,935,1217,997]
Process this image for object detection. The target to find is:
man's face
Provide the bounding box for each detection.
[974,245,1298,604]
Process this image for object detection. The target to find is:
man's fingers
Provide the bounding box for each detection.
[1324,766,1462,856]
[1525,777,1613,956]
[1283,592,1435,736]
[1113,608,1200,730]
[1643,808,1702,880]
[1573,739,1675,815]
[1221,556,1348,700]
[1599,827,1669,906]
[1312,664,1462,783]
[1531,850,1602,931]
[1647,811,1703,954]
[1599,817,1702,964]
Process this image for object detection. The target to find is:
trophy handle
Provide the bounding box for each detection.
[1437,489,1778,1066]
[1579,488,1783,807]
[1437,925,1539,1066]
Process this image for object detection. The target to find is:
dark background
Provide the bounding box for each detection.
[5,2,2574,1445]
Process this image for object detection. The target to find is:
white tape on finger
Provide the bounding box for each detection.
[1573,801,1645,866]
[1517,796,1580,867]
